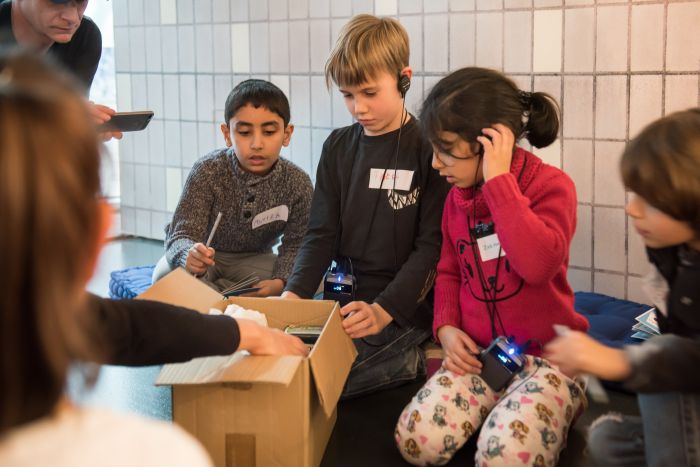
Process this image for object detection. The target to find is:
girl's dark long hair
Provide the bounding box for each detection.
[420,67,560,153]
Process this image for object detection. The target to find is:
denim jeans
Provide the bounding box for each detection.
[340,322,431,400]
[588,392,700,466]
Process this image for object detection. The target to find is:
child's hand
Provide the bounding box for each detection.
[185,242,215,275]
[437,325,483,376]
[544,331,632,381]
[245,279,285,297]
[340,301,393,338]
[478,123,515,182]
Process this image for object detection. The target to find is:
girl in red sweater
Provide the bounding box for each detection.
[395,68,589,466]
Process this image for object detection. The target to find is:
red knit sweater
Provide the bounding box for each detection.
[433,148,589,355]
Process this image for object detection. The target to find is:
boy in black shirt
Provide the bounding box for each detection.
[282,14,450,398]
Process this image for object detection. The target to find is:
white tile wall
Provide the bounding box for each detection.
[563,76,593,138]
[595,76,627,140]
[375,0,397,16]
[399,0,421,14]
[594,272,625,298]
[570,204,592,268]
[594,141,625,206]
[289,0,308,18]
[114,0,700,301]
[665,75,700,115]
[562,139,593,203]
[504,11,531,73]
[533,9,562,73]
[666,3,700,72]
[161,0,177,24]
[563,7,594,73]
[424,15,449,72]
[630,4,664,72]
[629,75,662,139]
[402,15,424,72]
[568,268,592,293]
[593,207,626,273]
[595,6,628,72]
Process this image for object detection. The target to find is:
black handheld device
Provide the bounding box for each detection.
[98,111,154,132]
[322,257,355,307]
[478,336,525,392]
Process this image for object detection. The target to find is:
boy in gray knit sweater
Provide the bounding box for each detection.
[152,79,313,296]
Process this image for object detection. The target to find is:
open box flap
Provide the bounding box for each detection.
[156,353,303,386]
[137,268,221,314]
[308,301,358,417]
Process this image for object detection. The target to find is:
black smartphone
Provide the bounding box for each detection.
[98,111,154,132]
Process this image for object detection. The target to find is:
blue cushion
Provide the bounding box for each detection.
[574,291,652,348]
[109,265,155,299]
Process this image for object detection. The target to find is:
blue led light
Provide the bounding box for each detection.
[508,348,515,355]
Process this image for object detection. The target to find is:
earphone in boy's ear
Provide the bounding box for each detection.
[397,73,411,98]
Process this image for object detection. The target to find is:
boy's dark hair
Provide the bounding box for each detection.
[420,67,560,153]
[224,79,290,126]
[621,108,700,234]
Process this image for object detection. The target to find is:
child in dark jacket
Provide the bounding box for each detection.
[546,108,700,467]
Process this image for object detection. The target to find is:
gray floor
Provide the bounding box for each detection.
[81,237,641,466]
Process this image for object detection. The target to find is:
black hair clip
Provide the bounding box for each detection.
[518,90,532,107]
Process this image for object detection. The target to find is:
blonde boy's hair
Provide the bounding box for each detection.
[325,14,409,89]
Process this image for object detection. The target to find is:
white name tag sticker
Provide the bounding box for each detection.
[368,169,414,191]
[477,233,506,262]
[252,205,289,229]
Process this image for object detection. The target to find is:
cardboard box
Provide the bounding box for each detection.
[139,269,358,467]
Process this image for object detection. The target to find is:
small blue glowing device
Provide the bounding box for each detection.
[323,257,355,306]
[478,336,525,392]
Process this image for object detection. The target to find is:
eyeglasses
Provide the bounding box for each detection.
[432,150,479,167]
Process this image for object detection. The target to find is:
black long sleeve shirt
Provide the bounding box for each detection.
[84,294,239,366]
[285,119,450,330]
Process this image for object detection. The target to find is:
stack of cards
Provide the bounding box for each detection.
[631,308,660,340]
[221,272,261,297]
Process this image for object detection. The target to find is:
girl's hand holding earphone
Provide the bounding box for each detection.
[437,325,483,376]
[477,123,516,182]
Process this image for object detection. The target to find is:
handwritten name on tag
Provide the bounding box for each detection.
[252,205,289,229]
[477,233,506,262]
[368,169,414,191]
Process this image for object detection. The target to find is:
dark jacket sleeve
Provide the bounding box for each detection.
[374,153,450,328]
[624,334,700,392]
[85,294,239,366]
[77,18,101,91]
[284,134,341,298]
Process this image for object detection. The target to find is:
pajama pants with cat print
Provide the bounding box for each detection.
[395,356,587,466]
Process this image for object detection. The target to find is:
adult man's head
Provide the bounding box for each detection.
[13,0,88,47]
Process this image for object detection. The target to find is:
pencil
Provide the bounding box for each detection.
[205,212,223,247]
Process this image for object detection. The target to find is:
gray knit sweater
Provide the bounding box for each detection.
[164,148,314,281]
